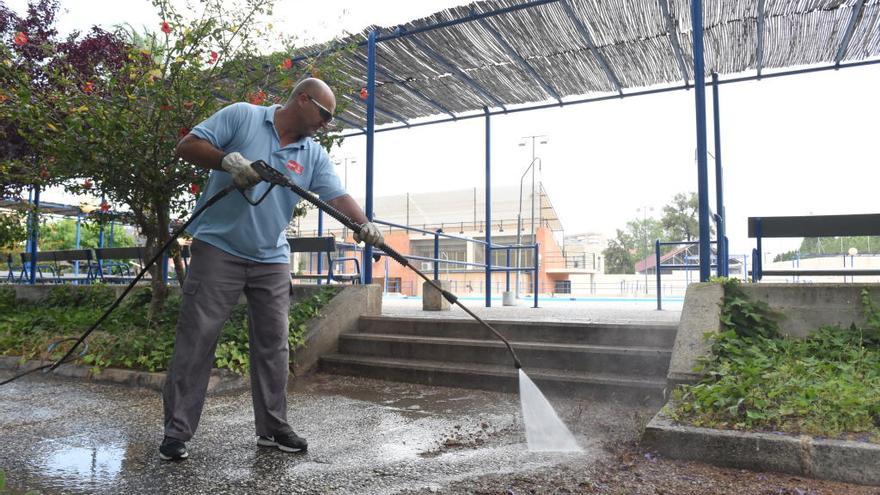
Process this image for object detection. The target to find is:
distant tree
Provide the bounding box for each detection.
[661,192,700,242]
[38,218,136,251]
[626,217,664,263]
[775,236,880,262]
[603,229,635,274]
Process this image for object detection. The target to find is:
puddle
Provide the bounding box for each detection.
[41,443,125,488]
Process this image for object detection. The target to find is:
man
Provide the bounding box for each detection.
[160,78,382,461]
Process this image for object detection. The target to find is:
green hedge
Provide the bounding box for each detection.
[0,284,339,375]
[669,280,880,442]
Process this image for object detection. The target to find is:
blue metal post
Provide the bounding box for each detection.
[484,107,492,307]
[363,29,377,285]
[711,72,726,278]
[317,210,324,284]
[692,0,711,281]
[98,194,106,248]
[74,214,82,276]
[655,239,662,310]
[532,243,539,308]
[433,230,440,281]
[505,247,511,292]
[724,237,730,277]
[28,185,40,284]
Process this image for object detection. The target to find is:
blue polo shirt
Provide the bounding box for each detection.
[187,102,345,263]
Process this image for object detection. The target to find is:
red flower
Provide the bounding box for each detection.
[359,87,368,101]
[159,104,172,111]
[281,58,292,70]
[82,81,94,93]
[13,32,28,47]
[160,21,172,34]
[183,100,193,109]
[208,51,218,64]
[0,94,7,103]
[83,180,93,190]
[178,127,190,138]
[189,183,200,194]
[248,90,266,105]
[100,202,110,212]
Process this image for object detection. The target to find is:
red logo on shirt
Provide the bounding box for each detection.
[286,160,304,175]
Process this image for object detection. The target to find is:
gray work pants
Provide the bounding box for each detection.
[163,239,293,441]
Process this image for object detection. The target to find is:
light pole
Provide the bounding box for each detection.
[515,135,548,300]
[636,206,654,294]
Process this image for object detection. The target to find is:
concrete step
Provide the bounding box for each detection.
[358,316,678,348]
[319,354,667,405]
[338,333,672,377]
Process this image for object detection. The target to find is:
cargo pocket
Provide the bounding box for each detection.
[182,279,201,295]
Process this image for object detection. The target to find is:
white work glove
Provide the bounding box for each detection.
[354,222,383,246]
[220,152,261,189]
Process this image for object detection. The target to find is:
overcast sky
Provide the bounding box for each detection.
[8,0,879,258]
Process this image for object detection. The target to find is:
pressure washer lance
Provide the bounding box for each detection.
[249,160,523,370]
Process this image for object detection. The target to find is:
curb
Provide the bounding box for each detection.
[642,407,880,486]
[0,356,249,394]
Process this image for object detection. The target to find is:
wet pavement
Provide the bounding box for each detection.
[380,296,683,324]
[0,370,654,494]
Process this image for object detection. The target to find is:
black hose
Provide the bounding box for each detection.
[0,184,237,387]
[250,160,523,369]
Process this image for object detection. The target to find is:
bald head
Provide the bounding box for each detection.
[289,78,335,110]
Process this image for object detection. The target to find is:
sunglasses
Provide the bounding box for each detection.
[306,94,334,125]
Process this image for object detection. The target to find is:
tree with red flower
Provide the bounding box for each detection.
[13,31,27,46]
[248,90,266,105]
[160,21,171,34]
[359,87,368,100]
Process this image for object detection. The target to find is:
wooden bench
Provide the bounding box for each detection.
[19,249,96,283]
[288,237,361,284]
[748,213,880,281]
[94,246,147,283]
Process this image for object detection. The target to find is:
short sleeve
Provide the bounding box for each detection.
[308,152,346,201]
[190,102,248,150]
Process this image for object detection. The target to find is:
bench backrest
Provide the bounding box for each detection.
[52,249,93,262]
[288,237,336,254]
[748,214,880,238]
[94,246,146,261]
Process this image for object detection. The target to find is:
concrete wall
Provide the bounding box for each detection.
[291,284,382,376]
[667,283,880,386]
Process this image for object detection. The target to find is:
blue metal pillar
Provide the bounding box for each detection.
[317,210,324,285]
[363,30,377,285]
[28,185,40,284]
[711,72,726,278]
[74,213,82,276]
[691,0,711,281]
[433,230,440,281]
[484,107,492,307]
[655,239,662,310]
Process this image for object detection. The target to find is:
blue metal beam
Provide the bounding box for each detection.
[407,32,507,110]
[354,53,457,119]
[290,0,562,64]
[477,17,562,104]
[658,0,690,87]
[712,72,726,278]
[363,30,377,284]
[560,0,623,95]
[337,58,880,137]
[756,0,765,77]
[835,0,867,66]
[484,107,492,308]
[692,0,711,281]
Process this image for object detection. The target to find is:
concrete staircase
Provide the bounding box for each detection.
[319,316,678,405]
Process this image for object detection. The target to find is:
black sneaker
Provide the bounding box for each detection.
[257,431,308,452]
[159,436,189,461]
